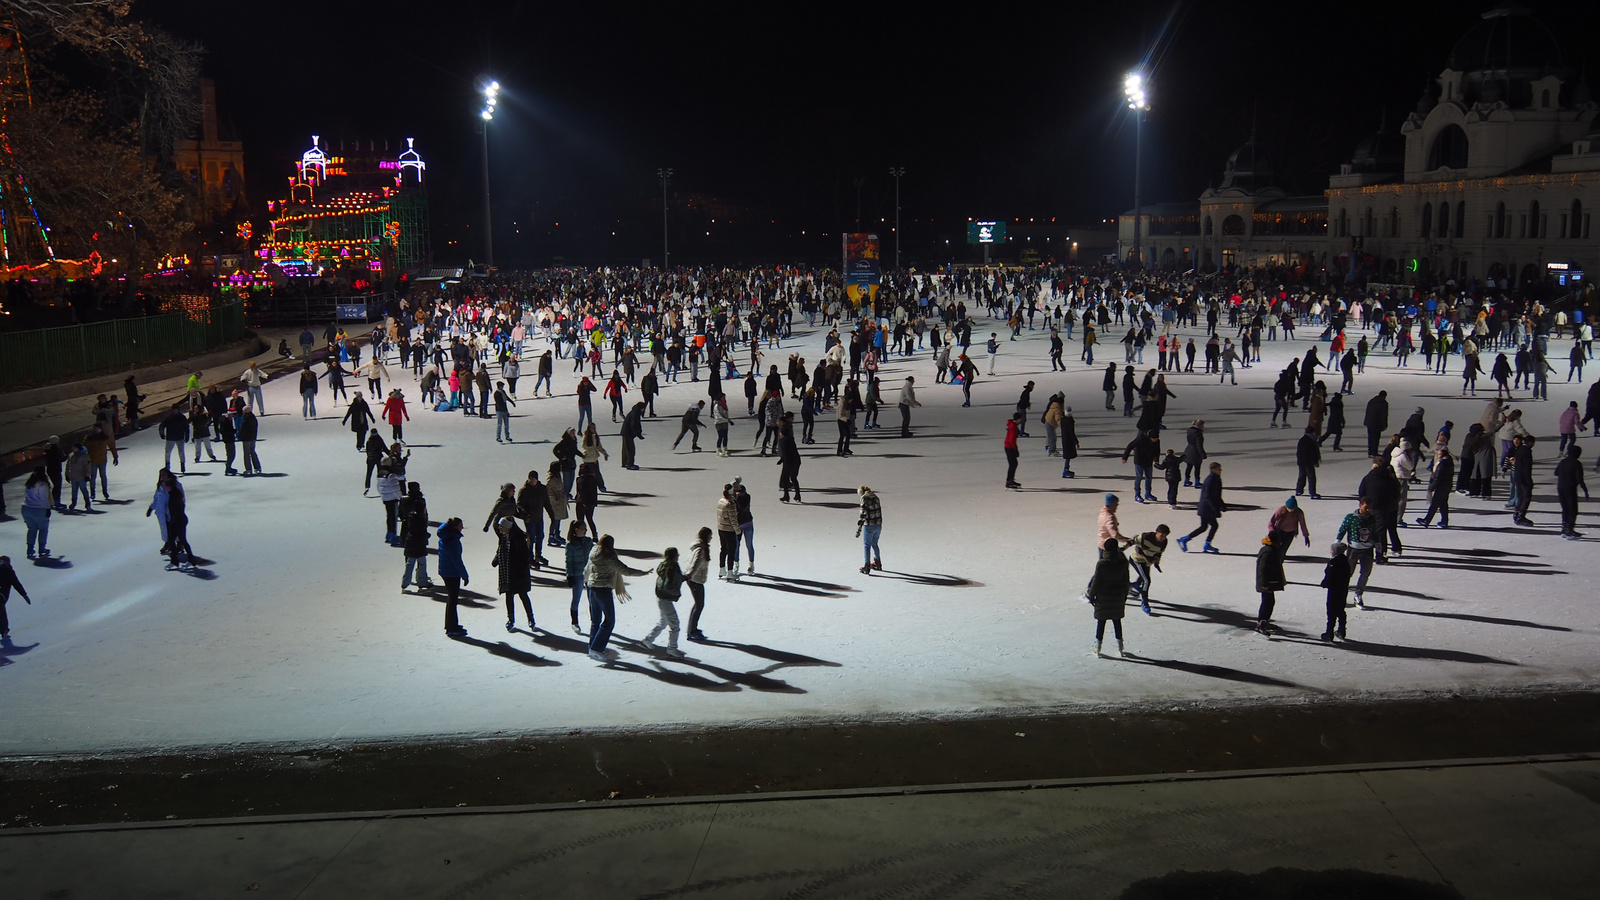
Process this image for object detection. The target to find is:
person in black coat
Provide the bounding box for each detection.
[1509,435,1536,526]
[777,412,803,503]
[1178,462,1226,553]
[574,463,600,536]
[1122,429,1161,503]
[621,401,647,470]
[1399,407,1430,452]
[1182,421,1206,486]
[492,517,535,631]
[1357,460,1402,562]
[1320,542,1353,642]
[1254,531,1289,633]
[0,555,32,639]
[1555,443,1590,538]
[1320,393,1346,450]
[1416,446,1455,528]
[1295,426,1322,498]
[362,429,387,493]
[399,483,433,590]
[1059,408,1081,479]
[516,470,551,567]
[1364,390,1389,457]
[217,411,239,476]
[341,392,375,450]
[1103,362,1117,409]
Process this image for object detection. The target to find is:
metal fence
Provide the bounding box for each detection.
[243,291,396,327]
[0,301,248,390]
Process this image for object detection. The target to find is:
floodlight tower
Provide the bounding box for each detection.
[478,79,499,267]
[888,167,905,270]
[657,168,673,270]
[1124,72,1149,269]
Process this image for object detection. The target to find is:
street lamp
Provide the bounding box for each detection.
[1124,71,1148,270]
[657,168,673,269]
[478,78,500,268]
[888,167,905,270]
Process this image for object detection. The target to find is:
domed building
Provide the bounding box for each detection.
[1326,5,1599,289]
[1119,135,1330,273]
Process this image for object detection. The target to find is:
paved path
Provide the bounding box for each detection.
[2,757,1595,899]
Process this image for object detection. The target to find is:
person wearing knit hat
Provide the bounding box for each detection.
[1320,541,1353,642]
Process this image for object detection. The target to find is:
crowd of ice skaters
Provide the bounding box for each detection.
[3,264,1596,664]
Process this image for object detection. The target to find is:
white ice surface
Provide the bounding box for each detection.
[2,316,1597,755]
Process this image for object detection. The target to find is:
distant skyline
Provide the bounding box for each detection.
[138,0,1600,266]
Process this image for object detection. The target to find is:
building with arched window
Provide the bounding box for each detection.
[1122,7,1599,291]
[1118,136,1329,272]
[1325,6,1600,289]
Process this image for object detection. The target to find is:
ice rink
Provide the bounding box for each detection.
[2,315,1596,755]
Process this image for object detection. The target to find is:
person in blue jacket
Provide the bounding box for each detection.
[436,518,469,637]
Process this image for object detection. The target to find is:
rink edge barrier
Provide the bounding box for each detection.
[3,751,1596,837]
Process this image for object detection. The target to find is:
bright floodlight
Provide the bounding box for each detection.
[1123,71,1148,110]
[479,78,499,120]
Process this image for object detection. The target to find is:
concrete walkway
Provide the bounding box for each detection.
[2,757,1595,899]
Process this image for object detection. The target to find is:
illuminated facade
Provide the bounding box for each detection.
[259,135,429,280]
[1119,139,1330,273]
[1121,7,1600,291]
[1325,6,1599,289]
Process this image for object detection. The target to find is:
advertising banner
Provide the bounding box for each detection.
[842,233,881,308]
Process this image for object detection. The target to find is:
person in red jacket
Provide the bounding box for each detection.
[1004,411,1023,489]
[604,371,626,422]
[381,389,410,441]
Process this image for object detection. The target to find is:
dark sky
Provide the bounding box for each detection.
[139,0,1600,267]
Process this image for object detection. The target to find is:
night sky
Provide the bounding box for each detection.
[138,0,1600,267]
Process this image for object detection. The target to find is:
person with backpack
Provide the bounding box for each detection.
[641,546,688,657]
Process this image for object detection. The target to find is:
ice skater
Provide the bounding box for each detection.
[492,516,535,631]
[0,555,32,640]
[1320,542,1352,642]
[641,546,688,657]
[1088,538,1130,657]
[856,484,883,574]
[437,518,469,637]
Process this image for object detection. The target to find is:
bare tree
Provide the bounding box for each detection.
[8,0,143,59]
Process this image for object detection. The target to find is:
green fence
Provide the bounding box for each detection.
[0,301,248,390]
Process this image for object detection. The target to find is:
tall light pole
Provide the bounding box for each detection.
[888,167,905,270]
[657,167,672,269]
[1124,71,1148,270]
[478,79,499,268]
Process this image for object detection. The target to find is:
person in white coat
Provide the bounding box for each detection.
[897,376,922,438]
